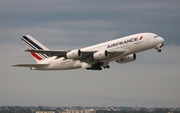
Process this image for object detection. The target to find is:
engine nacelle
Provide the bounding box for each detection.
[116,54,136,63]
[93,50,109,60]
[66,49,82,59]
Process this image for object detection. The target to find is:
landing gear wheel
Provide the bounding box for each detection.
[104,65,110,69]
[157,49,161,52]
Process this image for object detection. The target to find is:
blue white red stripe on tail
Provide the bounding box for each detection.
[21,35,49,62]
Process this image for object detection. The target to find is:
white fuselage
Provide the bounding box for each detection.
[33,33,164,70]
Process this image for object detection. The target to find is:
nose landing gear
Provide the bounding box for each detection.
[156,43,164,52]
[157,49,161,52]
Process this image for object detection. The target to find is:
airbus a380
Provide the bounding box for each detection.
[13,33,164,70]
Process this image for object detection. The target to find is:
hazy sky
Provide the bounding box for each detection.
[0,0,180,108]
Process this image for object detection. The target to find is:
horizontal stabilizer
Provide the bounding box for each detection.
[25,49,67,53]
[12,64,49,68]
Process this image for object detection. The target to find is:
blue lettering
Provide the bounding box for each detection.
[107,38,138,49]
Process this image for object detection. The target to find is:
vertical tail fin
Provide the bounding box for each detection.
[21,35,49,63]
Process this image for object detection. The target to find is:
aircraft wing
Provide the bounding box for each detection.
[107,50,125,57]
[24,49,126,61]
[24,49,67,56]
[12,64,49,68]
[25,49,93,56]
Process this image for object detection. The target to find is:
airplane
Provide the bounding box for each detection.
[13,32,164,70]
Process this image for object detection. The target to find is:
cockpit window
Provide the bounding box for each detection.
[154,36,159,38]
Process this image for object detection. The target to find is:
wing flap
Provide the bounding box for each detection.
[12,64,49,68]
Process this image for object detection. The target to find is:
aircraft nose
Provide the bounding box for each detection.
[159,37,164,43]
[159,37,164,48]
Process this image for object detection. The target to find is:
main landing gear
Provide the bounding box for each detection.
[104,65,110,69]
[86,62,110,70]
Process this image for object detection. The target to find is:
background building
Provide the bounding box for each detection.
[35,109,96,113]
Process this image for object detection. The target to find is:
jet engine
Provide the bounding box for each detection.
[66,49,82,59]
[93,50,109,60]
[116,53,136,63]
